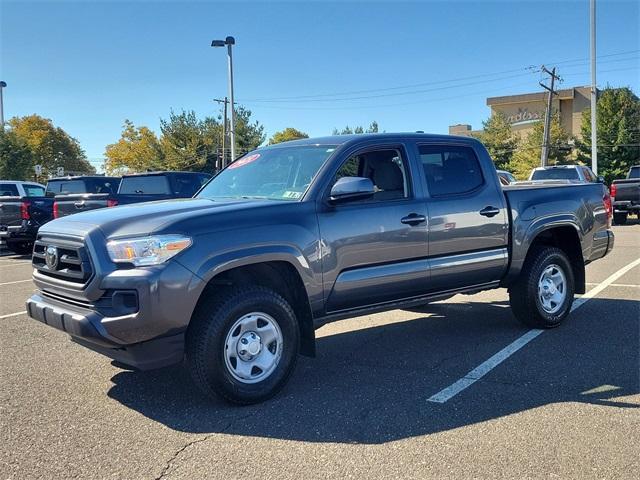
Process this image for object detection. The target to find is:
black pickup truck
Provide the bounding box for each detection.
[0,181,53,254]
[26,134,614,404]
[610,165,639,225]
[53,171,211,218]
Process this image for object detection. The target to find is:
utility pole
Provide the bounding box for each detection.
[590,0,598,175]
[0,81,6,131]
[214,97,229,169]
[539,66,560,167]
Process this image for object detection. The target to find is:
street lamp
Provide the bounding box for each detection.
[212,36,236,164]
[0,81,6,132]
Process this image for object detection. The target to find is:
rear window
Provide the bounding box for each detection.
[531,168,579,181]
[119,175,171,195]
[57,181,88,194]
[629,167,640,179]
[0,183,20,196]
[171,173,211,197]
[23,184,46,197]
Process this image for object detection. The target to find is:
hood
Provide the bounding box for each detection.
[39,198,274,239]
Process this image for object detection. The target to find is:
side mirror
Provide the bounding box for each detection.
[330,177,375,203]
[597,176,606,184]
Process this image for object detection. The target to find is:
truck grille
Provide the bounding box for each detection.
[32,235,93,284]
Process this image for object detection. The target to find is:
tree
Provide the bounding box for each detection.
[473,112,519,170]
[104,120,164,174]
[0,130,34,181]
[234,106,266,156]
[159,110,222,172]
[8,115,95,178]
[332,121,380,135]
[578,87,640,184]
[268,127,309,145]
[508,116,574,180]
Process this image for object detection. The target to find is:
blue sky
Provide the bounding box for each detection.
[1,0,638,167]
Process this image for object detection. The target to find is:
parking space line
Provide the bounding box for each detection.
[586,282,640,288]
[0,262,32,268]
[427,257,640,404]
[0,311,26,319]
[0,279,32,286]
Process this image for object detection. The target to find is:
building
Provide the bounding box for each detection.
[450,86,593,139]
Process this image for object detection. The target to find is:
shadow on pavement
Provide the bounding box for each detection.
[107,297,639,444]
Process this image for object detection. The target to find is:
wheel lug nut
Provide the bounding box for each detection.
[239,350,246,355]
[241,338,248,344]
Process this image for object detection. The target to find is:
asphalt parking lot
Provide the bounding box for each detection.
[1,221,638,480]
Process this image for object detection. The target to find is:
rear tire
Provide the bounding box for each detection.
[613,212,628,225]
[186,285,300,405]
[509,246,575,329]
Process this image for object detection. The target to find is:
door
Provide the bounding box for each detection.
[317,144,429,313]
[416,143,509,291]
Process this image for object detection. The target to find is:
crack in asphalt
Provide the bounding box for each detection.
[153,411,259,480]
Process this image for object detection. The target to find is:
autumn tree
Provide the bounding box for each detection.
[577,87,640,183]
[508,116,574,180]
[0,130,34,181]
[473,113,519,170]
[268,127,309,145]
[104,120,164,174]
[8,115,95,177]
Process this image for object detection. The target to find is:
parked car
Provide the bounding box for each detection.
[0,181,53,254]
[496,170,516,185]
[529,164,604,183]
[610,165,640,225]
[26,134,614,404]
[53,171,211,218]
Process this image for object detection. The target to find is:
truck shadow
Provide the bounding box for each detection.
[107,297,639,444]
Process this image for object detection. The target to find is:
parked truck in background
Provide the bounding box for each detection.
[610,165,640,225]
[26,134,614,404]
[0,181,53,254]
[53,171,211,219]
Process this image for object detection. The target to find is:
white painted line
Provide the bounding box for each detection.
[0,311,26,319]
[427,257,640,404]
[586,282,640,288]
[0,279,32,286]
[0,262,32,269]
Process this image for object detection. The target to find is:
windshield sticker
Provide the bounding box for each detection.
[229,153,261,169]
[283,191,302,199]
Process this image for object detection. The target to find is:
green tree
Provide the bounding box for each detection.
[0,130,34,181]
[577,87,640,184]
[473,112,519,170]
[159,110,223,172]
[268,127,309,145]
[104,120,164,174]
[332,121,380,135]
[508,116,574,180]
[8,115,95,177]
[234,106,266,156]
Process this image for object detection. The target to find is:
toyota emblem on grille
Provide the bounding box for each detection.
[45,246,59,270]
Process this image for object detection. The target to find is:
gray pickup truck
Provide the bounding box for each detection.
[26,134,614,404]
[610,165,639,225]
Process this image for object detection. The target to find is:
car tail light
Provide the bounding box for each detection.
[53,201,59,219]
[107,199,118,208]
[603,191,612,227]
[610,183,617,198]
[20,201,31,220]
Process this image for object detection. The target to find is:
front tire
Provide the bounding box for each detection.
[186,285,300,404]
[509,246,575,328]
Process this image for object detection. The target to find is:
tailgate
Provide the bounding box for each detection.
[0,197,22,228]
[613,181,640,203]
[55,194,110,218]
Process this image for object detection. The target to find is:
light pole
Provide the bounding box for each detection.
[590,0,598,175]
[0,81,6,132]
[212,36,236,164]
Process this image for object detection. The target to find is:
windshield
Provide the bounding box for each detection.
[531,168,579,181]
[197,145,337,201]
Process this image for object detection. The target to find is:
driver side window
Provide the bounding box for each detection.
[333,148,410,201]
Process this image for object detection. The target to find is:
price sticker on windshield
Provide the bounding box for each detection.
[229,153,260,169]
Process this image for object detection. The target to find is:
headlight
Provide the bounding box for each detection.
[106,234,192,266]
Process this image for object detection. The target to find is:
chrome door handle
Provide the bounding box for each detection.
[479,206,500,217]
[401,214,427,226]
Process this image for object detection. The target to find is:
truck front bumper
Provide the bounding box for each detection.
[26,292,185,370]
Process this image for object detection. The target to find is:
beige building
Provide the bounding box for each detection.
[450,86,593,139]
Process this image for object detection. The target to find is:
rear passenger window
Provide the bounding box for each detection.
[0,184,20,196]
[419,145,484,196]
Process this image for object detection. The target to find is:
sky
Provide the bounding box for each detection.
[1,0,639,168]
